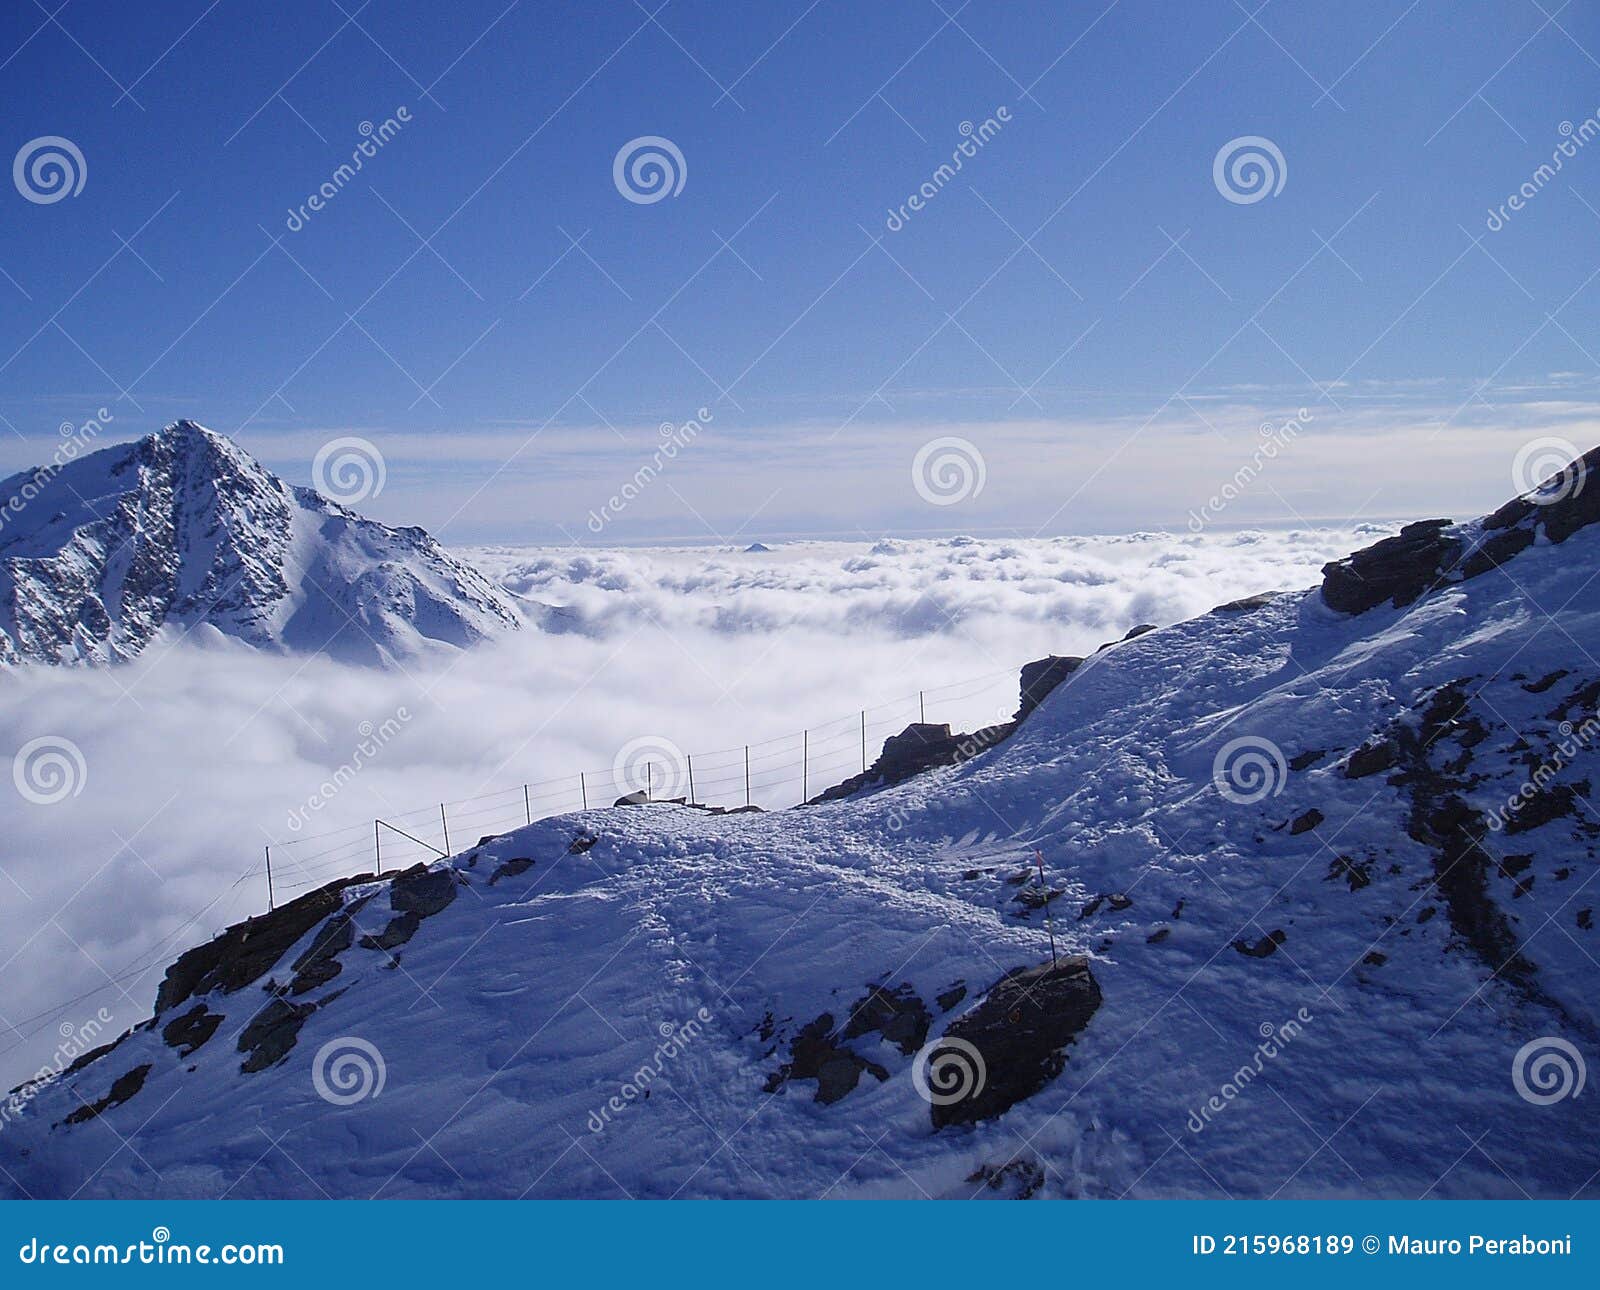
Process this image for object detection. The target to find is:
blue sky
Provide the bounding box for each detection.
[1,0,1598,541]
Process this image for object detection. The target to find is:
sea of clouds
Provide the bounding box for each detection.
[0,528,1384,1088]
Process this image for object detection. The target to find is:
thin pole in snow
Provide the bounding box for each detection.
[744,746,750,806]
[580,772,588,810]
[264,845,275,911]
[919,691,925,723]
[860,710,867,772]
[802,730,808,803]
[374,819,382,875]
[524,784,531,824]
[440,804,451,855]
[647,762,653,802]
[1036,849,1059,969]
[687,754,696,804]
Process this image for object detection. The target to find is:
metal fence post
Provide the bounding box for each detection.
[440,803,451,855]
[802,730,808,803]
[374,819,382,875]
[860,710,867,772]
[919,690,925,723]
[647,762,653,802]
[580,772,588,810]
[687,753,696,804]
[264,845,275,912]
[524,784,532,824]
[744,746,750,806]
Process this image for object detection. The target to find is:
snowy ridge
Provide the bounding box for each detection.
[0,422,525,667]
[4,460,1600,1198]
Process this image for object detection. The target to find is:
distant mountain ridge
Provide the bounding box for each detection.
[0,421,524,667]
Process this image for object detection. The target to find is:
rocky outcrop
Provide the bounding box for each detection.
[927,959,1102,1129]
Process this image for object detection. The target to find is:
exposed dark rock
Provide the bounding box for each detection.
[1522,670,1570,695]
[1320,519,1460,614]
[928,958,1102,1129]
[1579,909,1594,930]
[1289,808,1324,835]
[488,857,534,885]
[359,911,420,951]
[1232,930,1286,958]
[389,866,458,917]
[1346,738,1400,779]
[1147,927,1171,943]
[840,984,932,1056]
[567,833,597,854]
[965,1158,1046,1198]
[1326,856,1372,892]
[155,876,372,1013]
[161,1005,223,1057]
[936,984,967,1012]
[1289,748,1328,771]
[1212,592,1278,614]
[1017,655,1084,719]
[62,1064,152,1126]
[1363,951,1387,966]
[238,998,317,1074]
[613,791,650,806]
[287,898,369,996]
[763,1014,888,1105]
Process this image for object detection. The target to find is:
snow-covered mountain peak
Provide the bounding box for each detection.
[0,422,524,667]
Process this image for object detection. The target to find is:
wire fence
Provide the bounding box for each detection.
[261,665,1029,908]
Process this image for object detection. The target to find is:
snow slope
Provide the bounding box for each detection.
[0,422,525,667]
[4,464,1599,1199]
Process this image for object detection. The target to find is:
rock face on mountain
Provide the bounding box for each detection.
[4,451,1600,1199]
[0,421,524,666]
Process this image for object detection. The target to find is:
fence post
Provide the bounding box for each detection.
[580,771,588,810]
[440,804,451,855]
[264,845,275,912]
[744,746,750,806]
[687,754,696,804]
[860,710,867,772]
[374,819,382,876]
[919,690,925,723]
[647,762,653,802]
[524,784,531,824]
[802,730,808,803]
